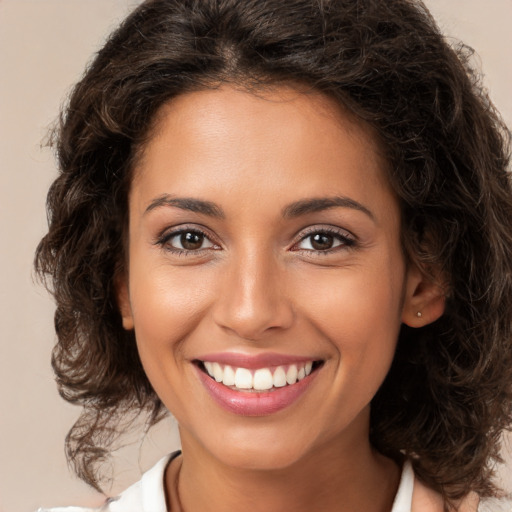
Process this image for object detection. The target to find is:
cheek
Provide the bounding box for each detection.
[295,257,405,382]
[300,261,403,330]
[128,261,214,366]
[127,262,221,421]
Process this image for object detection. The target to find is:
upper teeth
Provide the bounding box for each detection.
[203,362,313,390]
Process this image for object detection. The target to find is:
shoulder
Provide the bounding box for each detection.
[411,475,446,512]
[408,461,480,512]
[36,453,177,512]
[478,496,512,512]
[398,465,512,512]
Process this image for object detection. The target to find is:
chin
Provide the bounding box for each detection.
[216,442,309,472]
[191,421,321,472]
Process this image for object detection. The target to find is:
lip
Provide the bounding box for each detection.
[195,353,321,416]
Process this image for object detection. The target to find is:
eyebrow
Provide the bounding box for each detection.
[282,196,375,221]
[144,194,374,222]
[144,195,225,218]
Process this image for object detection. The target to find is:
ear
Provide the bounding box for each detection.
[115,271,134,330]
[402,263,446,327]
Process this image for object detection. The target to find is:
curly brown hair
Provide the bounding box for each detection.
[35,0,512,505]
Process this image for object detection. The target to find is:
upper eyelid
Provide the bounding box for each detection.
[156,224,219,246]
[158,223,213,238]
[295,225,356,241]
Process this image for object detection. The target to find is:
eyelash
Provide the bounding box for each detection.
[155,225,356,257]
[291,226,356,255]
[155,226,219,257]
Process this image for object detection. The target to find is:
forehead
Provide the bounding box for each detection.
[131,85,396,222]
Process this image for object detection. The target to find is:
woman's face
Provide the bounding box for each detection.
[119,85,422,470]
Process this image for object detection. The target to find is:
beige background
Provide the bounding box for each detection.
[0,1,511,511]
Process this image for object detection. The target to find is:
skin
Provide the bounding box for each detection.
[118,85,445,512]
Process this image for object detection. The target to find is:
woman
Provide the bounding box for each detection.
[35,0,512,510]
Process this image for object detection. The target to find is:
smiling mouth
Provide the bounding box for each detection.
[195,360,324,392]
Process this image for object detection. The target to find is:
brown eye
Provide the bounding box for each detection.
[164,229,216,251]
[294,229,354,253]
[310,233,335,250]
[181,231,204,250]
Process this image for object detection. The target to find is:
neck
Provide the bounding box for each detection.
[166,433,400,512]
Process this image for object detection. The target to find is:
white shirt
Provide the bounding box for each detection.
[34,455,423,512]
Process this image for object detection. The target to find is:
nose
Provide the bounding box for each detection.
[212,249,294,341]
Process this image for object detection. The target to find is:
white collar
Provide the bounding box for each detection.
[391,460,414,512]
